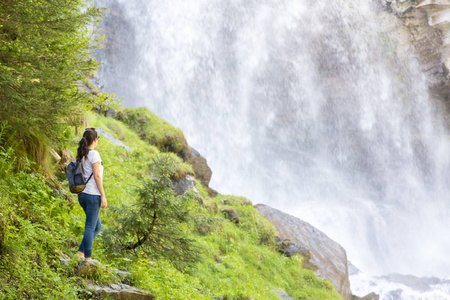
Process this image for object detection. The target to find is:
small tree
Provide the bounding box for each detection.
[106,154,199,269]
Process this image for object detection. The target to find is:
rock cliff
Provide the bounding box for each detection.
[383,0,450,117]
[255,204,352,300]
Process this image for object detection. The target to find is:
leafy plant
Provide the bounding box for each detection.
[0,146,80,299]
[104,153,200,270]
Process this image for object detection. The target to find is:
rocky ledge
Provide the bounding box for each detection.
[383,0,450,115]
[254,204,352,300]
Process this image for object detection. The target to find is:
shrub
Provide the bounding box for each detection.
[104,153,200,270]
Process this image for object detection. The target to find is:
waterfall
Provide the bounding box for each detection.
[93,0,450,278]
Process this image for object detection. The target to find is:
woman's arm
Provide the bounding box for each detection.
[92,161,107,209]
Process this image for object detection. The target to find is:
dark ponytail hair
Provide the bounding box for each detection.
[76,128,98,162]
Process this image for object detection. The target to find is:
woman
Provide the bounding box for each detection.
[76,128,107,260]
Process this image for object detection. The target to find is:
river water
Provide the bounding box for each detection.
[92,0,450,298]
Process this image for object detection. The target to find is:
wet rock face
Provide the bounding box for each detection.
[255,204,352,300]
[380,273,450,292]
[383,0,450,118]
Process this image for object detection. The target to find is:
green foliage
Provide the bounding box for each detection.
[116,107,189,157]
[0,111,342,300]
[104,153,200,270]
[81,112,341,300]
[0,0,106,164]
[187,196,341,300]
[130,258,213,299]
[0,146,80,299]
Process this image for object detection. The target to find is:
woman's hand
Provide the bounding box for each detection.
[101,195,107,209]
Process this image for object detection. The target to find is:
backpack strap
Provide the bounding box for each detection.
[81,149,94,185]
[85,172,94,185]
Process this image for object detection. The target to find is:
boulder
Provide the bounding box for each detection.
[184,147,212,187]
[96,127,131,151]
[173,175,200,196]
[105,108,117,118]
[207,187,219,197]
[255,204,352,300]
[274,237,312,263]
[221,207,239,223]
[75,259,103,278]
[115,269,132,284]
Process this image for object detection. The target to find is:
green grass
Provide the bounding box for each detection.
[81,112,342,300]
[116,107,189,157]
[0,148,81,299]
[0,110,343,300]
[186,196,340,300]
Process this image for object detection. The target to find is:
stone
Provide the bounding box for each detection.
[352,292,380,300]
[115,269,132,284]
[59,253,71,262]
[391,1,414,15]
[272,289,295,300]
[75,259,102,278]
[96,127,131,151]
[207,187,219,197]
[221,197,252,206]
[255,204,352,300]
[110,284,122,290]
[274,237,312,263]
[184,147,212,187]
[105,108,117,118]
[221,207,239,223]
[85,283,155,300]
[173,175,198,195]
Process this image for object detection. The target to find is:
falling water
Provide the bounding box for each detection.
[93,0,450,282]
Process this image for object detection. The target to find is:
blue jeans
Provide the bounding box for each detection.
[78,193,102,258]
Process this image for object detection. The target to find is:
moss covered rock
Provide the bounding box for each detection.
[116,108,188,157]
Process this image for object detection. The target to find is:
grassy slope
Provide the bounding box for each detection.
[83,110,342,300]
[0,109,342,300]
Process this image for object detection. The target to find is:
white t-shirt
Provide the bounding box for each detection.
[82,150,103,196]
